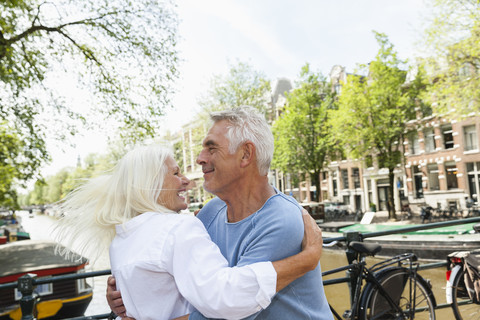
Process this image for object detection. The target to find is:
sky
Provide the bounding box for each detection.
[44,0,432,175]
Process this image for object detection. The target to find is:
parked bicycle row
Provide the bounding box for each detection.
[418,204,480,223]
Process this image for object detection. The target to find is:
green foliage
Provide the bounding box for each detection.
[44,169,69,203]
[24,149,121,205]
[272,64,337,202]
[198,61,271,115]
[0,121,40,209]
[173,140,184,172]
[422,0,480,116]
[0,0,179,206]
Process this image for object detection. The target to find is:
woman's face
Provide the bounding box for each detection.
[157,156,190,212]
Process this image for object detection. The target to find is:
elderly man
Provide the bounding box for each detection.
[108,106,333,319]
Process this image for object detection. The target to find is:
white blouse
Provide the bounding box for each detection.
[110,211,276,320]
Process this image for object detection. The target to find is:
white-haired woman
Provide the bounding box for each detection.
[54,144,322,320]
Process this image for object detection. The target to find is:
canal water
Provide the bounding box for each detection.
[19,211,455,319]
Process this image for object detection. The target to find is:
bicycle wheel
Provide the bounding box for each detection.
[451,267,480,320]
[359,267,436,320]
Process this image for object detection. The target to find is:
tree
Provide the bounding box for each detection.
[182,61,271,166]
[422,0,480,116]
[272,64,337,203]
[198,61,271,116]
[0,0,179,205]
[23,146,125,205]
[0,122,26,209]
[334,33,425,220]
[44,169,69,204]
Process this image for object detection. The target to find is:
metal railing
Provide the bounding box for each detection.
[0,270,111,320]
[323,216,480,244]
[2,216,480,319]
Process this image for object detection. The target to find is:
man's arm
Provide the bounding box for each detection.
[106,276,131,319]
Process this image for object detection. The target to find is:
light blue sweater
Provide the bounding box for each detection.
[189,190,333,320]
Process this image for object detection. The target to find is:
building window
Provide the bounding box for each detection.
[341,169,349,189]
[343,195,350,205]
[464,125,478,151]
[365,155,373,168]
[334,83,342,95]
[427,163,440,191]
[445,161,458,189]
[423,128,436,153]
[352,168,360,189]
[408,131,420,155]
[441,124,454,149]
[332,171,338,196]
[322,171,327,180]
[467,162,480,201]
[367,180,373,206]
[412,166,424,198]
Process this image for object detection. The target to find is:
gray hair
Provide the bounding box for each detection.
[210,106,273,176]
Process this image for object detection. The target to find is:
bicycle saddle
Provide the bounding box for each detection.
[348,241,382,256]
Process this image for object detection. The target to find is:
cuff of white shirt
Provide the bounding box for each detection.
[248,261,277,309]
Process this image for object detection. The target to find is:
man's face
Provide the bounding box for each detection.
[196,120,242,195]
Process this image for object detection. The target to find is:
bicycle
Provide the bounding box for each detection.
[400,204,413,221]
[466,205,480,218]
[420,206,434,224]
[446,248,480,320]
[322,240,437,319]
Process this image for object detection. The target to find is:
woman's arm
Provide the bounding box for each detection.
[273,210,322,291]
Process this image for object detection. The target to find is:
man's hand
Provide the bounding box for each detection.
[301,209,323,265]
[106,276,133,319]
[171,315,189,320]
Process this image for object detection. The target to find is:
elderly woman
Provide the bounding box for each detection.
[54,144,322,320]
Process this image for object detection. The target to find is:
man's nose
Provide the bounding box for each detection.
[196,149,206,165]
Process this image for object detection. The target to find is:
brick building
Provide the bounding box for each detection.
[404,114,480,212]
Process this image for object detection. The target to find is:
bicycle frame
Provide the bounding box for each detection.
[323,246,418,319]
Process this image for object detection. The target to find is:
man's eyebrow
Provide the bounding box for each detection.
[204,139,218,147]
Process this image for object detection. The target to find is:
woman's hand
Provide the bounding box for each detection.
[301,209,323,266]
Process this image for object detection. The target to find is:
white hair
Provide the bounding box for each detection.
[210,106,273,176]
[54,144,175,263]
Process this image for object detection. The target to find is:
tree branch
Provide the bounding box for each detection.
[7,10,131,44]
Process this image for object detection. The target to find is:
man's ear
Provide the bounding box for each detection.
[240,142,255,168]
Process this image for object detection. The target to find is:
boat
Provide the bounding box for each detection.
[321,221,480,261]
[0,240,93,320]
[0,213,30,244]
